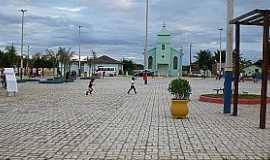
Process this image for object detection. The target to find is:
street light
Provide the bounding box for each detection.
[189,43,192,74]
[218,28,223,72]
[78,25,83,77]
[144,0,149,70]
[26,45,30,78]
[20,9,27,80]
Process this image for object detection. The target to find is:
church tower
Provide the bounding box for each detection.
[156,23,171,65]
[146,23,184,77]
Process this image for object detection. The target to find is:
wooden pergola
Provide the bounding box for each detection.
[230,9,270,129]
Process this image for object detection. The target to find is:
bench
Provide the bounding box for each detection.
[213,88,224,95]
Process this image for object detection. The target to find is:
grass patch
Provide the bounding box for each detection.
[201,94,265,99]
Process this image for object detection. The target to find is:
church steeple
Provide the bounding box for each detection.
[158,22,171,36]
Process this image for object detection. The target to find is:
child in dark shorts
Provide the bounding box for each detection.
[127,77,137,94]
[86,78,95,96]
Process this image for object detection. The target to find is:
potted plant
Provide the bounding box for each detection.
[168,78,191,119]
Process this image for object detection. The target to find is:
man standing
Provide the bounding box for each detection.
[143,70,148,85]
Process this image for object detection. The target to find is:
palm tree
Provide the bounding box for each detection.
[46,49,58,77]
[57,47,74,79]
[213,50,226,63]
[194,50,214,71]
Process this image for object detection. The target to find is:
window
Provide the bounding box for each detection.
[173,56,178,70]
[148,56,153,69]
[162,55,165,58]
[162,44,165,50]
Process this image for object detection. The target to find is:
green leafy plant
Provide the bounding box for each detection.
[168,79,191,100]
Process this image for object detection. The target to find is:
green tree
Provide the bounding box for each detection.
[194,50,214,71]
[0,45,18,68]
[0,49,4,68]
[45,49,58,76]
[213,50,226,63]
[122,59,135,75]
[57,47,74,78]
[239,56,252,71]
[32,53,43,76]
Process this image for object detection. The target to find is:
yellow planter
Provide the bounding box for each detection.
[170,99,189,119]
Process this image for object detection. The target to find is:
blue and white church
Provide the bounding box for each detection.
[146,23,184,77]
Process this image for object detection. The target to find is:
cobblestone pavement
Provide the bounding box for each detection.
[0,77,269,160]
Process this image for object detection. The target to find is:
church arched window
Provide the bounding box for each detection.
[173,56,178,70]
[162,44,165,50]
[148,56,153,69]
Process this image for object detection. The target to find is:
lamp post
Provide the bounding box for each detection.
[144,0,149,70]
[20,9,27,80]
[218,28,223,72]
[27,45,30,78]
[78,25,83,77]
[189,43,192,74]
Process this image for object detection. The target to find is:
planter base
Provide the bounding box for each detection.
[170,100,189,119]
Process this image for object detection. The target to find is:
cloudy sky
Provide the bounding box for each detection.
[0,0,269,64]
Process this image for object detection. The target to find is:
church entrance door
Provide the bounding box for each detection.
[158,64,169,77]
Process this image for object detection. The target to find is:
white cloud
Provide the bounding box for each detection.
[101,0,136,10]
[54,6,87,12]
[114,0,133,9]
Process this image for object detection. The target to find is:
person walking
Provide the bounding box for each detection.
[216,70,219,80]
[85,78,95,96]
[143,70,148,85]
[127,77,137,94]
[102,71,105,78]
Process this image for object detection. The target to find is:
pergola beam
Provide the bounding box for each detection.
[230,9,259,24]
[240,14,262,24]
[230,9,270,26]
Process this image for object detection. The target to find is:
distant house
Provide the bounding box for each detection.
[69,55,123,76]
[242,65,261,77]
[95,55,123,75]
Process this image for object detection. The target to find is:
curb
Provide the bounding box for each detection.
[199,95,270,105]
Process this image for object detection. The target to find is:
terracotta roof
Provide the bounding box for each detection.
[95,55,121,64]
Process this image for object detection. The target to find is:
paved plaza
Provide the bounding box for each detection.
[0,77,269,160]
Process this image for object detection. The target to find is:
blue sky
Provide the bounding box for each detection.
[0,0,269,64]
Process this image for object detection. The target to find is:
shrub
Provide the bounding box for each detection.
[168,79,191,100]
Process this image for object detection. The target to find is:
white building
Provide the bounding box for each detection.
[69,55,123,76]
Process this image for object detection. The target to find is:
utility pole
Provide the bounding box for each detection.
[78,25,83,77]
[144,0,149,70]
[88,54,91,77]
[20,9,27,80]
[224,0,234,113]
[27,45,30,78]
[189,43,192,74]
[92,50,96,75]
[218,28,223,72]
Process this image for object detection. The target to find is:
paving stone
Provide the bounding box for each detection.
[0,77,269,159]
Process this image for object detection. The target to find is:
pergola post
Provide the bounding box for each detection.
[233,23,240,116]
[224,0,234,114]
[260,13,270,129]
